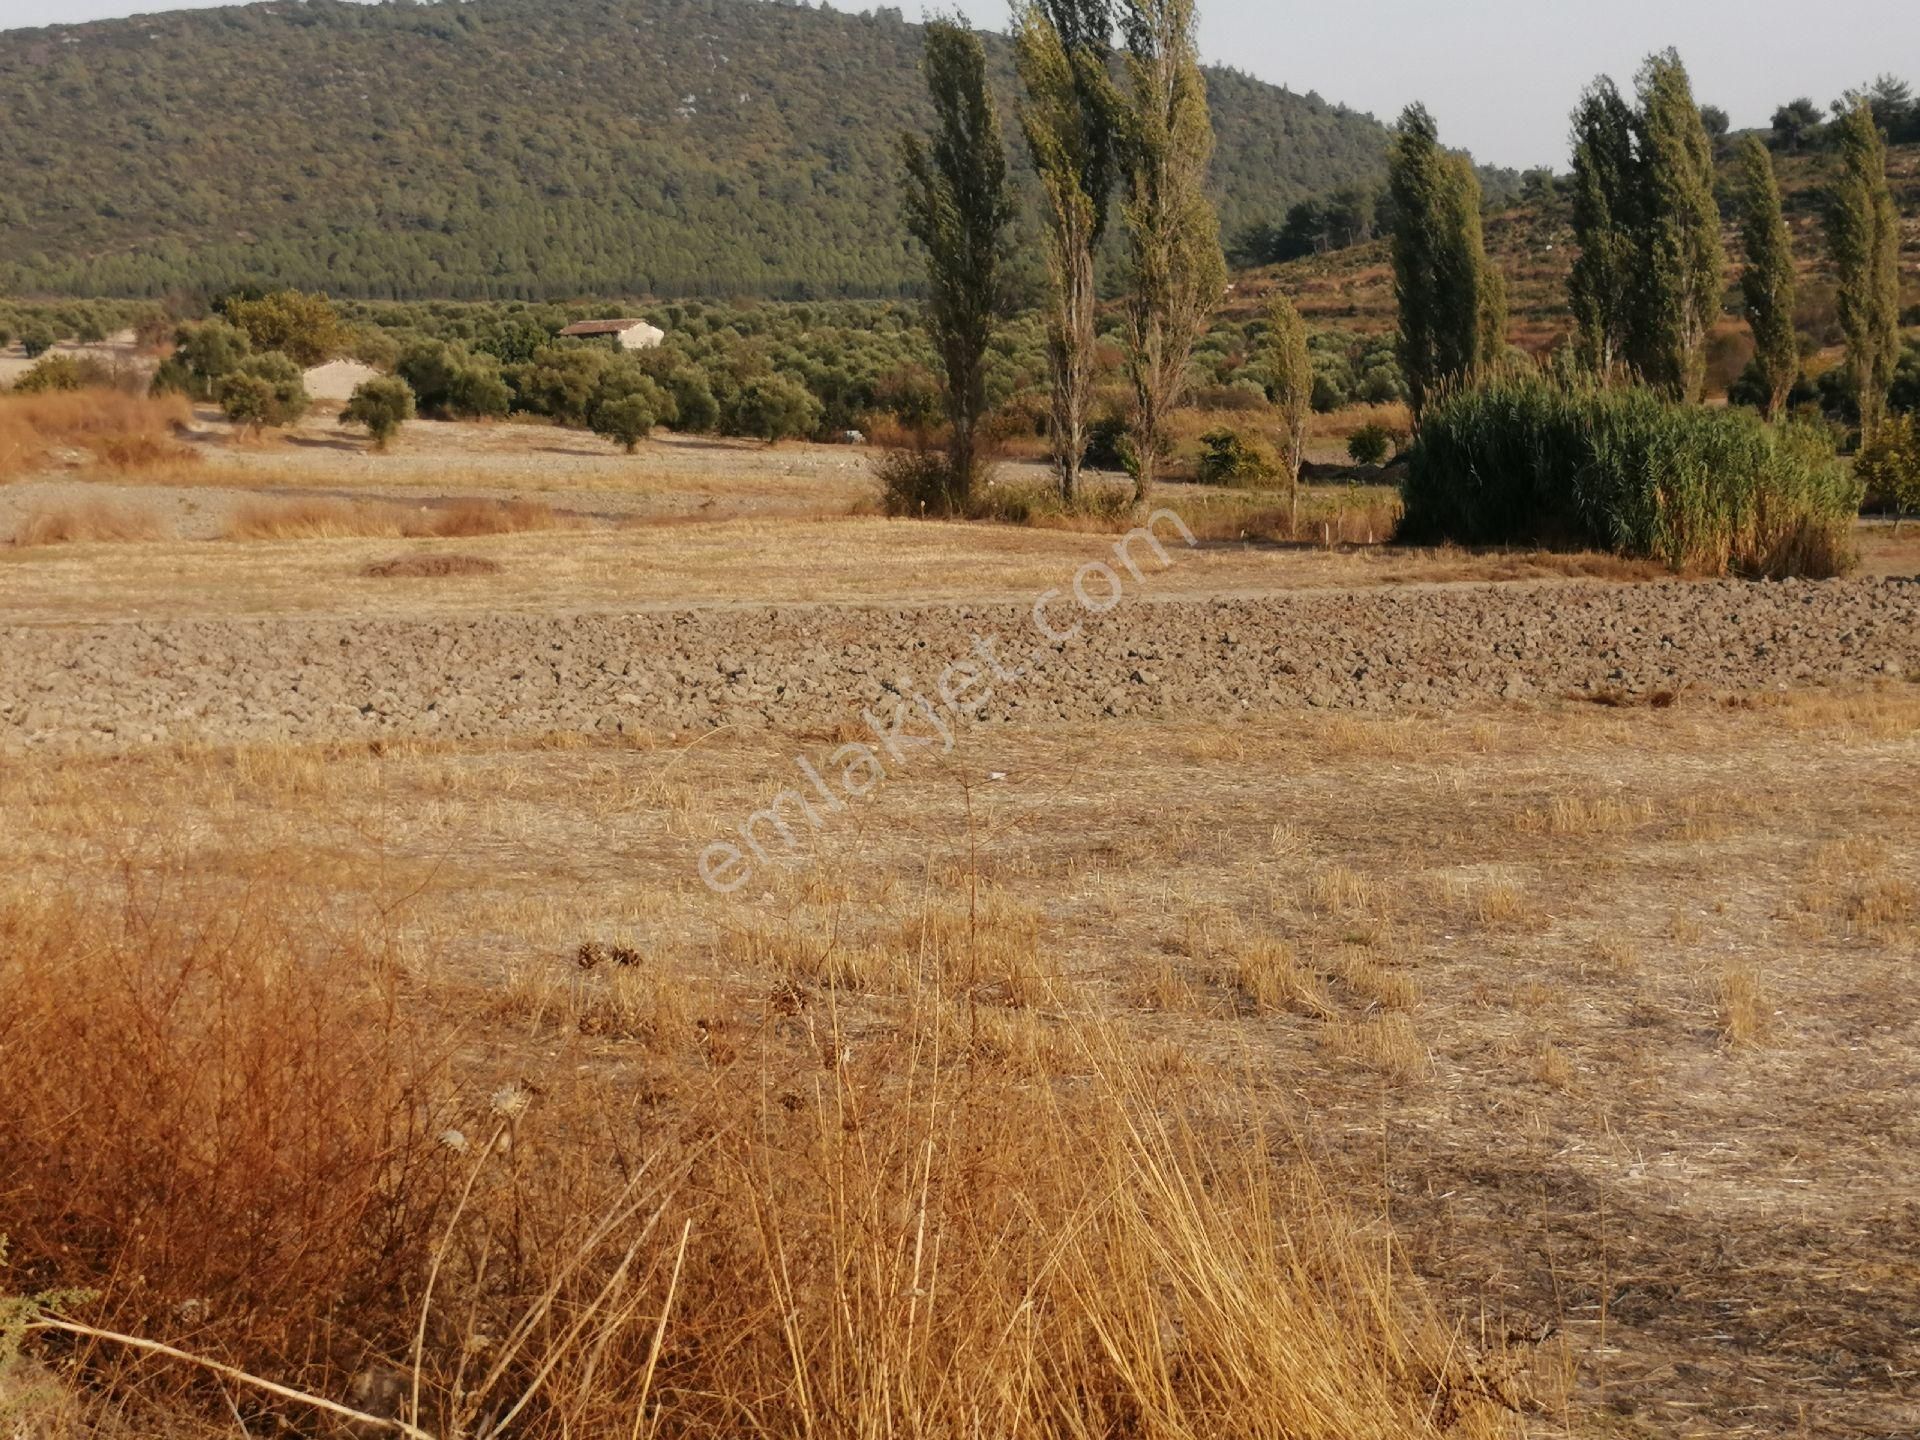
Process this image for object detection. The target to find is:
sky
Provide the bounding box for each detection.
[1,0,1912,170]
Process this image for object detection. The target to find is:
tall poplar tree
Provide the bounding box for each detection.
[1014,0,1118,503]
[1568,78,1639,377]
[1628,51,1725,401]
[1827,100,1901,438]
[1734,135,1798,421]
[1262,292,1311,531]
[1388,104,1505,418]
[901,17,1013,511]
[1117,0,1226,506]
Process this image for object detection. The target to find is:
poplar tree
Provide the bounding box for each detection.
[1734,135,1798,421]
[1628,51,1725,401]
[1262,291,1312,532]
[1117,0,1226,506]
[1388,104,1505,418]
[1014,0,1119,503]
[1827,101,1901,438]
[1568,78,1639,377]
[901,17,1013,511]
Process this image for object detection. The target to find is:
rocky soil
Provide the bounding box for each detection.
[3,577,1915,751]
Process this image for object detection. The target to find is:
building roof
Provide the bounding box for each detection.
[559,319,652,336]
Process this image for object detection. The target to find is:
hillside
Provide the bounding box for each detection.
[0,0,1390,301]
[1237,141,1920,371]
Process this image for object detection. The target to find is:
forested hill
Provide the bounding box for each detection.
[0,0,1391,301]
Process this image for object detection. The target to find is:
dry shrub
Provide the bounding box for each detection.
[0,872,1520,1440]
[0,388,195,482]
[362,553,505,579]
[11,501,171,547]
[223,497,562,542]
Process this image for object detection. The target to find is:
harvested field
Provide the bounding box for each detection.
[3,576,1915,748]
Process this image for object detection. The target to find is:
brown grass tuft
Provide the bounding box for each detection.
[1714,965,1772,1047]
[12,500,171,547]
[1224,939,1334,1017]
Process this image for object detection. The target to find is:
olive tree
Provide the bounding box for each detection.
[342,376,417,451]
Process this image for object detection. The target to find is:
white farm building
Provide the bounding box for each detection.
[558,319,666,351]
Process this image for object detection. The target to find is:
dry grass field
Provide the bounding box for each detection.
[3,398,1918,1439]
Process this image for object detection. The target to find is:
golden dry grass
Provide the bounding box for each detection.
[0,865,1518,1440]
[0,387,196,482]
[11,499,171,547]
[221,495,562,541]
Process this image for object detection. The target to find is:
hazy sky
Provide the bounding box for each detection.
[2,0,1912,169]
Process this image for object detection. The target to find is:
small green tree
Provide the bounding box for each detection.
[218,352,309,431]
[398,339,512,419]
[342,375,416,451]
[1734,136,1798,421]
[659,365,720,433]
[1347,422,1393,466]
[1628,51,1725,401]
[509,346,611,425]
[1568,78,1639,377]
[19,324,55,359]
[1826,101,1901,439]
[217,373,277,432]
[164,318,251,399]
[1195,427,1280,487]
[1117,0,1227,505]
[727,374,823,443]
[221,290,344,369]
[901,16,1013,514]
[1854,412,1920,531]
[1771,98,1824,151]
[12,355,99,393]
[592,395,657,453]
[1014,0,1119,504]
[1389,104,1505,418]
[1262,291,1311,529]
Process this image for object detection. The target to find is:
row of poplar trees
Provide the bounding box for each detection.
[900,0,1227,510]
[1390,47,1904,445]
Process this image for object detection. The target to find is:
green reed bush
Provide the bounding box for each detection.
[1401,373,1861,576]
